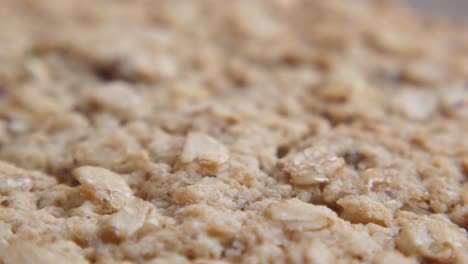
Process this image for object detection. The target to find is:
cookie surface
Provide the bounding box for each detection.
[0,0,467,263]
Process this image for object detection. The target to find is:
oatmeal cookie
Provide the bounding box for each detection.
[0,0,467,263]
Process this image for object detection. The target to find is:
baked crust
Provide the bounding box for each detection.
[0,0,467,263]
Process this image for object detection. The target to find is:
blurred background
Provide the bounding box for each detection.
[407,0,468,20]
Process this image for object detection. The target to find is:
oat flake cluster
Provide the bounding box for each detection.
[0,0,467,263]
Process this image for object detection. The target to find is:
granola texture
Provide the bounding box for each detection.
[0,0,467,263]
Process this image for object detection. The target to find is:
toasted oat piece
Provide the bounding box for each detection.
[396,212,468,261]
[180,132,229,174]
[278,146,344,185]
[392,88,438,121]
[265,198,337,232]
[83,82,145,119]
[73,166,133,213]
[100,198,158,241]
[337,195,392,227]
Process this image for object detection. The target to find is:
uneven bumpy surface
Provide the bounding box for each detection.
[0,0,467,263]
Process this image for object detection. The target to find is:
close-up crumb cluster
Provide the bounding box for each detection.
[0,0,467,263]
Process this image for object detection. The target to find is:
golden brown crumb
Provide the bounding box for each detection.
[0,0,467,263]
